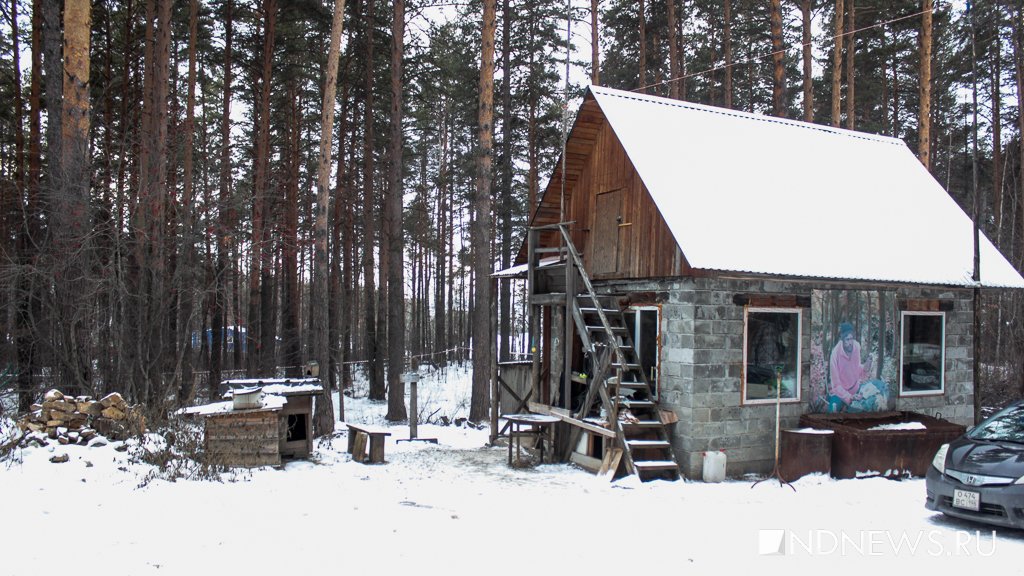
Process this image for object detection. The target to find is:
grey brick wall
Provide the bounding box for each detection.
[597,277,975,479]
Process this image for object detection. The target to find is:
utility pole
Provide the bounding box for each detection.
[970,1,982,426]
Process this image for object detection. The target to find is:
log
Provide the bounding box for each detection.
[99,393,127,409]
[101,407,126,421]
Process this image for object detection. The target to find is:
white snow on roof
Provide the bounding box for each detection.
[492,256,562,278]
[177,395,287,417]
[223,383,322,397]
[590,86,1024,288]
[222,377,320,387]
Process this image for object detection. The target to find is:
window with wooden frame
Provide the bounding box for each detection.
[900,311,945,396]
[743,307,801,404]
[623,305,661,398]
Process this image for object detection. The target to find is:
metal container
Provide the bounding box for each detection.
[232,387,263,411]
[779,428,834,481]
[799,411,965,479]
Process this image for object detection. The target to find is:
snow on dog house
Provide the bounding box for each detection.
[180,378,321,467]
[494,85,1024,480]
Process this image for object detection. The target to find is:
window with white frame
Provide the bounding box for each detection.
[743,308,801,404]
[623,306,660,398]
[900,311,945,396]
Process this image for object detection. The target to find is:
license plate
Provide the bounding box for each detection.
[953,489,980,511]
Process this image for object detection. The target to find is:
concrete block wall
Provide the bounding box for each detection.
[597,277,975,480]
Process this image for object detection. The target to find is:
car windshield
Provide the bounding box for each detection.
[968,404,1024,443]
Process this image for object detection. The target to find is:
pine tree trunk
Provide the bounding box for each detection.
[249,0,277,375]
[283,80,301,377]
[42,0,61,185]
[724,0,732,109]
[845,0,855,129]
[638,0,646,92]
[211,0,233,396]
[331,68,353,393]
[498,0,512,365]
[177,0,199,403]
[385,0,408,422]
[831,0,844,127]
[591,0,600,85]
[471,0,496,424]
[434,108,448,366]
[918,0,932,167]
[9,0,23,255]
[364,0,384,401]
[769,0,784,117]
[801,0,813,122]
[1015,0,1024,269]
[312,0,346,435]
[992,17,1003,238]
[666,0,679,99]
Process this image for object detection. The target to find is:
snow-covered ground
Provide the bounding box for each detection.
[1,365,1022,576]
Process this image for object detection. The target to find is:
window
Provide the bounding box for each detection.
[623,306,660,398]
[743,308,801,404]
[900,311,944,396]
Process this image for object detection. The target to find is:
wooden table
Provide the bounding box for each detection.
[503,413,560,467]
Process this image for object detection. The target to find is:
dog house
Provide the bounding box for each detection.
[181,378,323,467]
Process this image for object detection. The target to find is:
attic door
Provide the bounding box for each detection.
[592,189,623,275]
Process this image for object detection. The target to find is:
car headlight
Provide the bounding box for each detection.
[1016,475,1024,485]
[932,444,949,474]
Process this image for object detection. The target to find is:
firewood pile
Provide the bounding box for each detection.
[15,389,146,449]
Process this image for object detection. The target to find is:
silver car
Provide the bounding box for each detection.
[925,401,1024,530]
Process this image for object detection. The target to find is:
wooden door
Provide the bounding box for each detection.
[592,189,622,275]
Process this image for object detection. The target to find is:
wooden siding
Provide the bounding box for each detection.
[205,409,281,468]
[520,93,688,280]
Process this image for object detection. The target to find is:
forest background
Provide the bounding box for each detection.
[0,0,1021,432]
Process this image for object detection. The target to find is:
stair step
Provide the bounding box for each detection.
[627,440,671,448]
[585,325,627,332]
[617,381,648,389]
[633,460,679,471]
[621,400,655,408]
[534,247,568,254]
[578,307,621,314]
[622,420,663,429]
[611,362,642,369]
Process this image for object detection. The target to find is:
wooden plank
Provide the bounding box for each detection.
[207,439,279,453]
[351,431,368,462]
[598,447,624,481]
[526,400,615,441]
[569,451,602,473]
[205,430,278,438]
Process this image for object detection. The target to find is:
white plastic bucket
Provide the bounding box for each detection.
[702,450,727,483]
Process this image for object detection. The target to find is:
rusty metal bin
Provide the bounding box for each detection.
[799,411,965,479]
[779,428,834,481]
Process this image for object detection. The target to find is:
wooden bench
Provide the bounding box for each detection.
[346,423,392,464]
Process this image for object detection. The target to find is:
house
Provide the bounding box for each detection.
[493,85,1024,480]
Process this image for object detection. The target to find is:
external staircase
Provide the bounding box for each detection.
[527,223,681,482]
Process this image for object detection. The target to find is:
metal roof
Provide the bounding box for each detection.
[588,86,1024,288]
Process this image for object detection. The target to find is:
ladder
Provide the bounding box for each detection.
[529,223,681,482]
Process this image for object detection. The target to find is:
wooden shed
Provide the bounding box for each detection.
[182,379,322,467]
[494,85,1024,481]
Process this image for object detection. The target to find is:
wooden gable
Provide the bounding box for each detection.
[518,91,690,280]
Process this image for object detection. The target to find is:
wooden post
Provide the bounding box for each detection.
[490,276,500,443]
[564,250,575,413]
[528,227,541,409]
[409,378,419,439]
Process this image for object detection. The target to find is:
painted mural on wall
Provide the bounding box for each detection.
[810,290,899,413]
